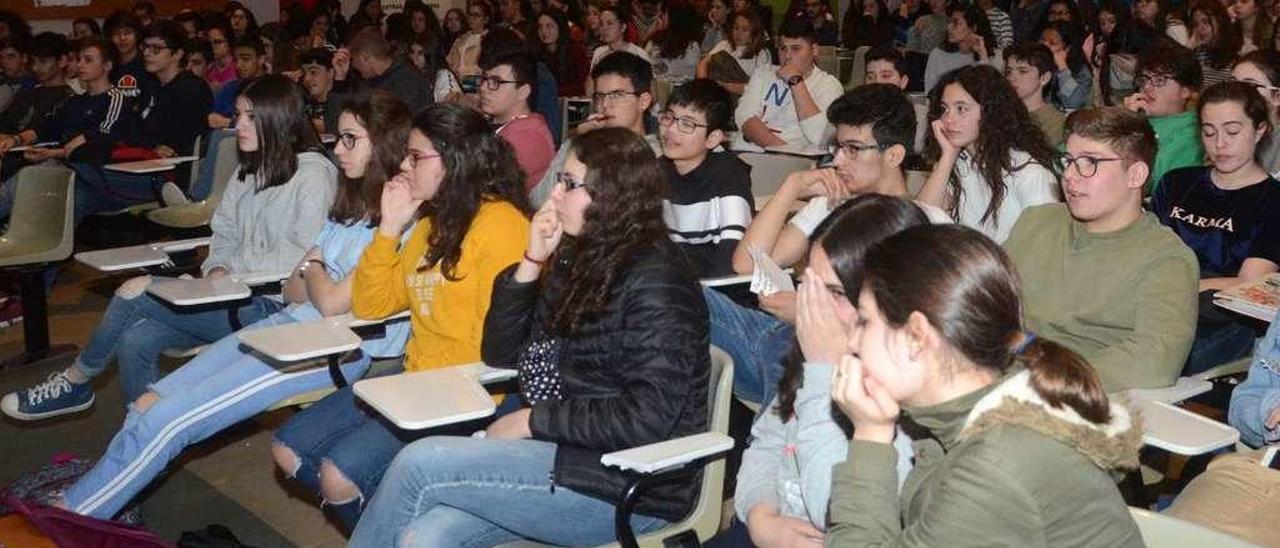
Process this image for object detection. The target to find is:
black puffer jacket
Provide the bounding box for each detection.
[482,239,710,521]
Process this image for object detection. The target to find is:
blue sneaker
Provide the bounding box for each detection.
[0,372,95,420]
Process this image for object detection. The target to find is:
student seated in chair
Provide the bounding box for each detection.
[707,195,925,547]
[1123,43,1205,192]
[67,20,212,220]
[0,75,337,421]
[1152,82,1280,376]
[1004,107,1199,391]
[863,45,926,155]
[1230,307,1280,447]
[1003,42,1066,147]
[478,50,556,191]
[826,224,1144,547]
[719,83,947,406]
[0,32,73,140]
[731,18,842,152]
[349,127,710,547]
[271,103,531,531]
[15,91,413,521]
[660,79,753,278]
[528,51,659,208]
[0,37,139,222]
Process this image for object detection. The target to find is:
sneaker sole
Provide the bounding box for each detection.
[3,395,95,421]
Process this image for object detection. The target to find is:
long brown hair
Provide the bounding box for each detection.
[775,195,930,421]
[329,90,411,227]
[862,225,1113,424]
[547,127,669,335]
[235,75,323,191]
[412,103,532,280]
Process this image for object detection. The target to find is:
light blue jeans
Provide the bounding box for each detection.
[704,287,794,406]
[75,290,283,402]
[349,437,667,547]
[62,310,372,519]
[1229,309,1280,447]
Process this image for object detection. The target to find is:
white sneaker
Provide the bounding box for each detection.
[160,182,191,206]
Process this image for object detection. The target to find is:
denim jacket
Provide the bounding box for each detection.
[1229,309,1280,447]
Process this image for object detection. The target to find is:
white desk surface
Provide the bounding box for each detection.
[105,155,200,174]
[1214,298,1275,324]
[238,317,364,362]
[75,245,171,271]
[147,277,252,306]
[601,432,734,473]
[764,143,829,158]
[74,237,213,272]
[1124,377,1214,405]
[7,142,58,152]
[354,367,498,430]
[1135,399,1239,455]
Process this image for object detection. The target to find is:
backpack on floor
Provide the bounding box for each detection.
[0,496,172,548]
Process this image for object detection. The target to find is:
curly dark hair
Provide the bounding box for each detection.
[547,128,670,335]
[924,65,1059,226]
[774,195,930,421]
[1189,0,1241,70]
[412,103,533,280]
[330,91,412,227]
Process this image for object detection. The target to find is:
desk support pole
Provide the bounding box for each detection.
[328,354,349,388]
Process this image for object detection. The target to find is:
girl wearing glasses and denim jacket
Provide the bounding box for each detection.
[18,91,409,523]
[272,102,531,531]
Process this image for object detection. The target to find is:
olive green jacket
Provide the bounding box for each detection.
[827,369,1145,547]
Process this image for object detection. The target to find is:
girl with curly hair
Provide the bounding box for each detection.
[924,3,1001,91]
[271,102,531,531]
[918,64,1060,243]
[349,127,711,546]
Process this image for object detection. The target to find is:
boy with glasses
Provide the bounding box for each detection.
[733,19,842,152]
[1004,107,1199,391]
[1004,42,1066,146]
[529,51,659,207]
[479,52,555,191]
[1124,44,1205,191]
[660,79,752,277]
[722,84,947,406]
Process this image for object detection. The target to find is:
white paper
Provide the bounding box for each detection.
[747,244,794,296]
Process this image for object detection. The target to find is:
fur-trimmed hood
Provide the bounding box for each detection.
[959,370,1143,471]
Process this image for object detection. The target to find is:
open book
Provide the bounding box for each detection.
[1213,274,1280,323]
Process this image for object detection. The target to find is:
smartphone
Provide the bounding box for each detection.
[816,153,835,169]
[460,74,480,94]
[1261,446,1280,470]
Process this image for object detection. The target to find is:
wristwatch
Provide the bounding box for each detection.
[786,75,804,87]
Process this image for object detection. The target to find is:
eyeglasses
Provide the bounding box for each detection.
[337,131,364,150]
[1060,153,1122,177]
[658,112,709,134]
[479,75,524,91]
[1134,72,1172,90]
[592,89,641,104]
[830,140,886,157]
[141,43,170,54]
[557,171,588,191]
[406,149,441,168]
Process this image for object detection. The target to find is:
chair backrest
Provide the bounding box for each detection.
[1129,507,1259,547]
[0,166,75,268]
[844,46,870,90]
[817,45,838,79]
[906,169,928,196]
[146,130,239,228]
[652,79,675,110]
[739,152,815,200]
[630,345,734,546]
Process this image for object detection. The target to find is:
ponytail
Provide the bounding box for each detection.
[1018,337,1113,425]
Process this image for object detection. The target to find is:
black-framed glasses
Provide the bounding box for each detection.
[592,90,641,104]
[406,149,441,168]
[1060,153,1122,177]
[479,75,524,91]
[337,131,363,150]
[830,140,886,157]
[658,112,709,134]
[557,171,588,191]
[1134,72,1172,90]
[141,43,170,54]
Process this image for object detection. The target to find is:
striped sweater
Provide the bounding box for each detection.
[662,152,754,278]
